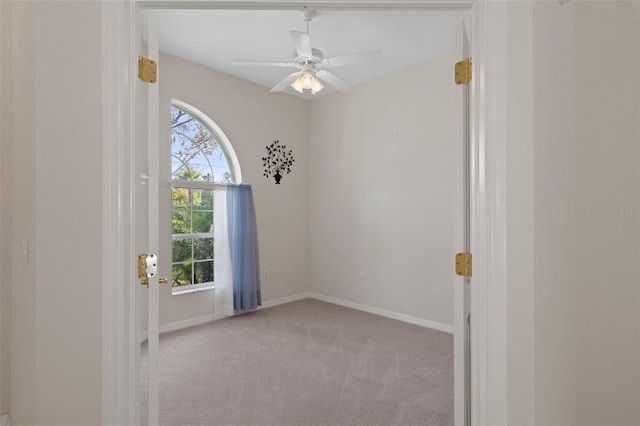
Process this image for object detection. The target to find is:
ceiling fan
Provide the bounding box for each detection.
[232,10,381,95]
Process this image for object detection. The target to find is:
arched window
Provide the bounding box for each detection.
[170,99,241,183]
[170,100,241,294]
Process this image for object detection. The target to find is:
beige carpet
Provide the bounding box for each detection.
[155,298,453,426]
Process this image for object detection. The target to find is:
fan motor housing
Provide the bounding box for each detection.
[294,48,324,66]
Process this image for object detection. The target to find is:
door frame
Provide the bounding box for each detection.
[101,1,509,424]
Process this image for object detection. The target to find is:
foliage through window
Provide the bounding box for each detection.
[171,104,236,293]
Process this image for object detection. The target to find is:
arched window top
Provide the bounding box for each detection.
[170,99,242,183]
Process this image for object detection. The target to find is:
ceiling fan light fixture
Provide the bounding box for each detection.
[311,78,324,95]
[291,77,305,93]
[302,72,314,88]
[291,71,324,95]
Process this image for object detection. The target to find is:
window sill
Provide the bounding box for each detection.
[171,285,214,296]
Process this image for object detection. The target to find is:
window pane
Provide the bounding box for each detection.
[192,212,213,233]
[172,239,192,263]
[211,147,233,184]
[193,189,213,211]
[194,261,214,284]
[172,187,190,208]
[172,210,191,234]
[171,105,235,184]
[193,238,213,261]
[172,263,193,287]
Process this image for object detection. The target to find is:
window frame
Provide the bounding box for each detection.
[169,100,241,296]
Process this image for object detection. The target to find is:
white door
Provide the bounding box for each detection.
[453,18,472,426]
[136,14,161,426]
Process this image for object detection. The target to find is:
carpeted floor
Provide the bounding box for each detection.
[151,298,453,426]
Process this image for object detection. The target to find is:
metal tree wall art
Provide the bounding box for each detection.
[262,140,295,184]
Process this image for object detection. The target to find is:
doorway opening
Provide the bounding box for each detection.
[141,6,469,426]
[105,2,510,424]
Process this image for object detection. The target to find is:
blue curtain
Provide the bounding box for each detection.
[226,184,262,313]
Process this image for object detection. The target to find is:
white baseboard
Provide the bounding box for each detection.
[143,294,310,340]
[159,313,217,334]
[1,414,10,426]
[260,292,313,309]
[140,313,218,343]
[143,291,452,338]
[308,292,454,334]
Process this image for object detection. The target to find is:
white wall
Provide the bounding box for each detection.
[308,53,459,327]
[9,2,37,424]
[34,2,103,424]
[573,2,640,424]
[529,1,640,424]
[505,2,535,424]
[7,2,103,424]
[532,1,577,424]
[0,0,11,417]
[157,50,459,330]
[157,53,309,327]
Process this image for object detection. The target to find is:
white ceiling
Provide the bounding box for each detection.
[141,9,466,101]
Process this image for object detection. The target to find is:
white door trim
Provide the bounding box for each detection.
[469,1,508,424]
[100,1,510,424]
[101,1,138,424]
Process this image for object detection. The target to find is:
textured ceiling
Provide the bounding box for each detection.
[141,9,467,100]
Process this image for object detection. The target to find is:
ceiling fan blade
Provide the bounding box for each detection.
[323,50,382,67]
[232,60,295,68]
[290,31,312,58]
[316,70,352,93]
[270,71,302,92]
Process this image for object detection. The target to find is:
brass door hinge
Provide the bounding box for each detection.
[138,57,157,83]
[455,252,472,277]
[455,58,472,85]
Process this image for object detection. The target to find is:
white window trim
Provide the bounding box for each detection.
[169,180,231,190]
[173,232,213,240]
[171,282,214,296]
